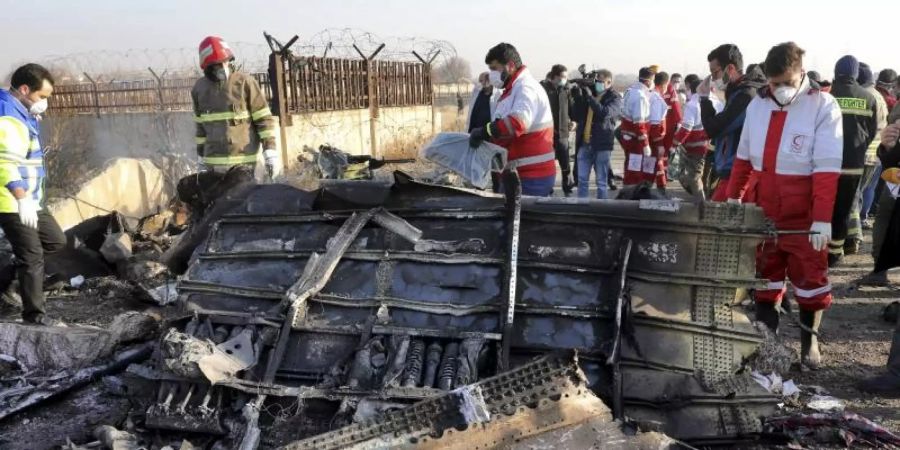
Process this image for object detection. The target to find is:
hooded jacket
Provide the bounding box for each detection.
[830,75,878,172]
[572,87,623,152]
[540,79,572,141]
[699,65,767,178]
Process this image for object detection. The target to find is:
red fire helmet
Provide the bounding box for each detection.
[199,36,235,70]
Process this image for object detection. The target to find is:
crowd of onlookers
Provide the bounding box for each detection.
[464,41,900,391]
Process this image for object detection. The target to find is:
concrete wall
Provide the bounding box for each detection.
[282,105,439,162]
[48,158,172,230]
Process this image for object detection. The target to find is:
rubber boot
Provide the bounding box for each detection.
[857,317,900,396]
[844,238,861,255]
[561,170,573,197]
[755,302,780,333]
[800,310,823,370]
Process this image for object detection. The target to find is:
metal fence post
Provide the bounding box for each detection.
[148,67,166,111]
[83,72,100,118]
[269,52,291,167]
[355,43,385,158]
[413,50,440,135]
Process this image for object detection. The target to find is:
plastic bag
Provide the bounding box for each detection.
[667,145,687,181]
[421,132,507,189]
[99,212,132,264]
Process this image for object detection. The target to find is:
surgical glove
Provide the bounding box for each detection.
[809,221,831,252]
[263,149,283,179]
[642,146,652,157]
[17,198,38,230]
[469,127,488,149]
[727,198,741,205]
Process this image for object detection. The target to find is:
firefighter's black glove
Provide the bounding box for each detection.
[469,127,488,149]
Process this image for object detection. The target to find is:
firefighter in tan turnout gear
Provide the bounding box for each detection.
[192,36,281,179]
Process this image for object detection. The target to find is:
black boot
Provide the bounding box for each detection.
[858,317,900,396]
[755,302,780,333]
[800,310,823,370]
[858,270,890,287]
[561,170,573,197]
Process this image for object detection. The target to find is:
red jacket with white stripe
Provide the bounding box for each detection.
[727,79,844,229]
[674,93,722,155]
[488,66,556,179]
[620,82,651,153]
[649,90,668,150]
[663,85,683,150]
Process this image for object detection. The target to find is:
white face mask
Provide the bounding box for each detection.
[215,65,231,82]
[773,86,798,105]
[712,77,727,92]
[772,74,805,106]
[489,70,505,89]
[29,98,48,115]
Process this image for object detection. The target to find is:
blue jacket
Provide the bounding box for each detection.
[573,88,623,152]
[699,66,766,178]
[0,90,45,212]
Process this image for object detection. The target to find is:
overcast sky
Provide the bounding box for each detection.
[1,0,895,81]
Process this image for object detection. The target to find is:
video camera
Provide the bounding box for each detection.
[567,64,602,96]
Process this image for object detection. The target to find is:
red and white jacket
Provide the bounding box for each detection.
[727,79,844,229]
[621,82,651,154]
[649,90,668,151]
[673,93,723,155]
[489,66,556,179]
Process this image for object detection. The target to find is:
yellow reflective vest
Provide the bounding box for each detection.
[0,90,44,213]
[191,72,277,167]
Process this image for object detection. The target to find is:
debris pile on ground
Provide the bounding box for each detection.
[0,171,898,449]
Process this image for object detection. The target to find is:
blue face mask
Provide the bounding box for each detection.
[595,82,606,94]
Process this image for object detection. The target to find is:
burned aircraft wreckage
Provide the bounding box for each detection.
[132,172,780,448]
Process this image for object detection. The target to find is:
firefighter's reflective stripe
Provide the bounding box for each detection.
[840,167,865,175]
[834,97,873,117]
[195,136,207,145]
[258,129,276,139]
[194,110,250,123]
[251,107,272,121]
[202,154,258,166]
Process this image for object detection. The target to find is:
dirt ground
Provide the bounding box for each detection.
[778,234,900,433]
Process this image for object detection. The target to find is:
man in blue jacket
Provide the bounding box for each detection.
[571,70,623,199]
[697,44,767,201]
[0,64,66,326]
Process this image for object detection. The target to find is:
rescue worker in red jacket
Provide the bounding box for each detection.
[648,72,669,191]
[674,74,723,198]
[727,42,843,369]
[620,68,655,186]
[662,73,684,183]
[469,43,556,196]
